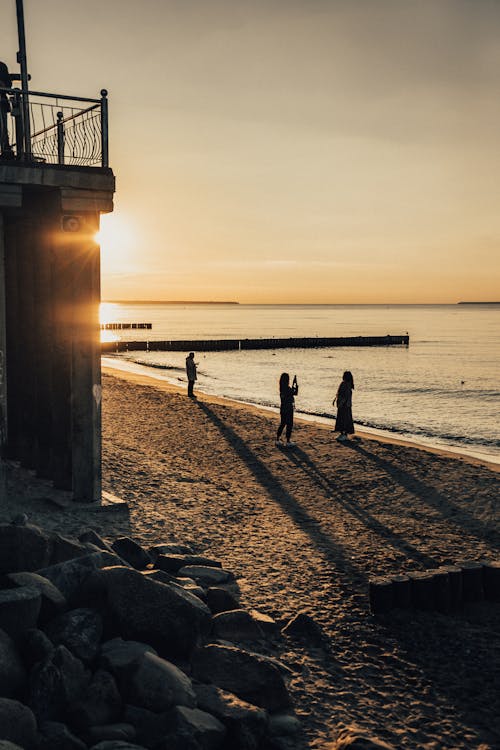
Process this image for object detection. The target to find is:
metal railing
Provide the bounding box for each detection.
[0,87,108,167]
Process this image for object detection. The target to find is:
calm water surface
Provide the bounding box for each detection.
[101,304,500,464]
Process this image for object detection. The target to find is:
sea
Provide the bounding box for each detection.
[100,303,500,465]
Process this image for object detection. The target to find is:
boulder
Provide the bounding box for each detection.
[149,543,194,561]
[68,669,122,730]
[111,539,152,570]
[194,683,268,750]
[268,713,302,737]
[0,585,41,637]
[122,705,176,749]
[28,645,90,721]
[0,742,25,750]
[158,705,226,750]
[123,651,196,712]
[211,610,264,643]
[0,524,50,574]
[206,587,240,615]
[192,644,291,713]
[38,720,88,750]
[178,566,233,586]
[92,566,211,657]
[44,608,103,662]
[85,724,137,744]
[0,630,26,699]
[37,552,125,602]
[281,612,324,646]
[88,743,148,750]
[0,698,38,749]
[100,638,157,681]
[49,534,90,565]
[250,611,279,637]
[79,530,115,554]
[6,572,67,623]
[155,555,222,575]
[20,629,55,668]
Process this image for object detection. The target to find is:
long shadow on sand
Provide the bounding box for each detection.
[285,447,437,569]
[194,400,367,589]
[344,442,500,552]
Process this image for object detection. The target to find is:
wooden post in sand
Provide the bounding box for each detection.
[409,571,437,611]
[368,577,394,614]
[440,565,463,610]
[482,561,500,601]
[391,574,412,609]
[431,568,452,613]
[459,561,484,603]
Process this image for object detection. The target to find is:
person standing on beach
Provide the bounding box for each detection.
[0,62,13,158]
[276,372,298,448]
[333,370,355,442]
[185,352,197,397]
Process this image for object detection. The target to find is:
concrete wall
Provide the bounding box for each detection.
[0,163,114,502]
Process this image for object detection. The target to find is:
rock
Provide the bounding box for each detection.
[44,608,103,662]
[192,644,291,713]
[149,543,194,560]
[211,610,264,642]
[0,698,38,749]
[79,530,115,554]
[268,713,302,737]
[38,720,88,750]
[0,524,50,574]
[111,538,152,570]
[69,669,122,730]
[122,705,175,749]
[88,743,148,750]
[0,630,26,698]
[206,587,240,614]
[19,628,55,667]
[100,638,157,681]
[123,651,196,712]
[249,610,279,636]
[92,566,211,658]
[281,612,324,646]
[6,572,67,623]
[160,705,226,750]
[155,555,222,575]
[28,645,90,721]
[142,569,177,585]
[85,724,137,744]
[0,741,25,750]
[0,585,41,637]
[49,534,90,565]
[178,566,233,586]
[37,552,125,602]
[326,725,396,749]
[194,683,268,750]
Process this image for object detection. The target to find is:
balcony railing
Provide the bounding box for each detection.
[0,88,108,168]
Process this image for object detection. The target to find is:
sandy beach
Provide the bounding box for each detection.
[3,367,500,750]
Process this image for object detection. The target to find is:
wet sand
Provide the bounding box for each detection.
[3,367,500,749]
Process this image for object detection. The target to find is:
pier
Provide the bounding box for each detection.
[102,334,409,353]
[100,322,152,330]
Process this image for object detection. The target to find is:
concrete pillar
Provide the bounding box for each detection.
[4,218,21,461]
[16,212,36,469]
[0,214,6,502]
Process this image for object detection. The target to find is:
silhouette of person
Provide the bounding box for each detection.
[0,62,13,157]
[334,370,356,442]
[185,352,197,397]
[276,372,298,448]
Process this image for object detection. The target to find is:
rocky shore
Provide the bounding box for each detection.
[1,369,499,749]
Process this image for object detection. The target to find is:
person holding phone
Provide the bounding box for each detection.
[276,372,299,448]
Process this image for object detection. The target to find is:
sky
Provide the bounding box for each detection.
[1,0,500,303]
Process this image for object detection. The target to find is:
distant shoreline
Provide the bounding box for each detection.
[457,301,500,305]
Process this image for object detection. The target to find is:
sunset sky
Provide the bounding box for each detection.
[2,0,499,303]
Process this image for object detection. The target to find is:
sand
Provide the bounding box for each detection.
[3,367,500,750]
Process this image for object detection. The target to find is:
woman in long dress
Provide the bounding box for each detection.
[276,372,298,447]
[334,370,355,442]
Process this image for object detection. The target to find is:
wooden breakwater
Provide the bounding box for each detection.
[100,323,152,330]
[102,334,409,353]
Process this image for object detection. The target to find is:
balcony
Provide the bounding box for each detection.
[0,87,108,168]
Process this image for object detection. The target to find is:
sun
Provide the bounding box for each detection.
[95,213,137,270]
